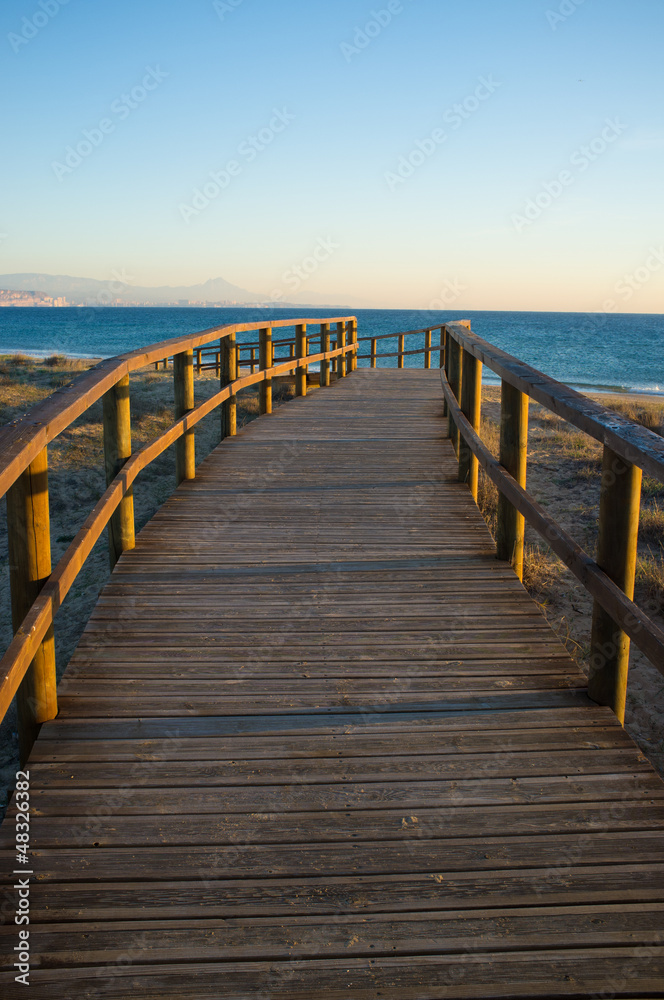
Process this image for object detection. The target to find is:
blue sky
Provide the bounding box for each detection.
[1,0,663,310]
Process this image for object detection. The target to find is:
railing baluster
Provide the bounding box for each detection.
[320,323,331,388]
[174,350,196,484]
[196,349,202,373]
[331,333,337,376]
[338,322,347,378]
[103,374,135,568]
[424,329,432,370]
[259,327,273,415]
[398,333,405,369]
[221,333,237,440]
[350,319,358,371]
[459,351,482,499]
[447,334,463,454]
[371,338,377,368]
[6,447,57,763]
[588,448,642,723]
[296,324,308,396]
[496,381,529,580]
[441,327,448,417]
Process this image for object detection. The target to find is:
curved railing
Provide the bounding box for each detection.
[3,314,662,759]
[435,321,664,723]
[0,316,357,759]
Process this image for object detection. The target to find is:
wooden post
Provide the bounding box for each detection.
[174,350,195,485]
[221,332,237,440]
[441,327,448,417]
[496,381,529,580]
[398,334,405,369]
[424,329,432,370]
[259,327,273,415]
[337,322,347,378]
[6,448,57,763]
[331,334,337,376]
[296,324,308,397]
[447,334,463,454]
[370,338,377,368]
[588,447,642,723]
[350,319,358,371]
[320,323,331,388]
[196,349,202,373]
[458,351,482,499]
[103,374,135,568]
[289,342,296,360]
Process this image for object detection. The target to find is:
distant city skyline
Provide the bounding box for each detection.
[1,0,663,313]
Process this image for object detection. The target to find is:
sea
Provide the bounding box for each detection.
[0,307,662,395]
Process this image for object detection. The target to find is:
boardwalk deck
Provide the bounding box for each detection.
[3,368,664,997]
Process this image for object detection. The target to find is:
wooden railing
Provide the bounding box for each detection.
[3,314,662,759]
[433,321,664,724]
[0,316,358,761]
[356,326,446,369]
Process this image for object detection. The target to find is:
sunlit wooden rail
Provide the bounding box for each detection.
[1,319,664,996]
[0,316,358,761]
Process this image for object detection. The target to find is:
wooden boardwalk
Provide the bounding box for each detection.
[3,368,664,996]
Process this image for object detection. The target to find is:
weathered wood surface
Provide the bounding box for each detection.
[2,368,664,997]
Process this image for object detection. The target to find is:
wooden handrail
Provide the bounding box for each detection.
[357,345,433,361]
[357,326,442,343]
[444,322,664,483]
[439,321,664,725]
[0,316,355,500]
[0,318,356,758]
[361,320,664,719]
[441,368,664,668]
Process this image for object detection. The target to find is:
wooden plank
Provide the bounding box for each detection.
[18,864,664,923]
[19,802,664,848]
[13,748,652,789]
[20,773,664,817]
[14,905,664,968]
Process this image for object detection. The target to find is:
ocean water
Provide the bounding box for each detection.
[0,306,662,395]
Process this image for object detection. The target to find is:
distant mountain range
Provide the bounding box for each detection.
[0,274,363,308]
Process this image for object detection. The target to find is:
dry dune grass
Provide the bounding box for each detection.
[0,354,294,813]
